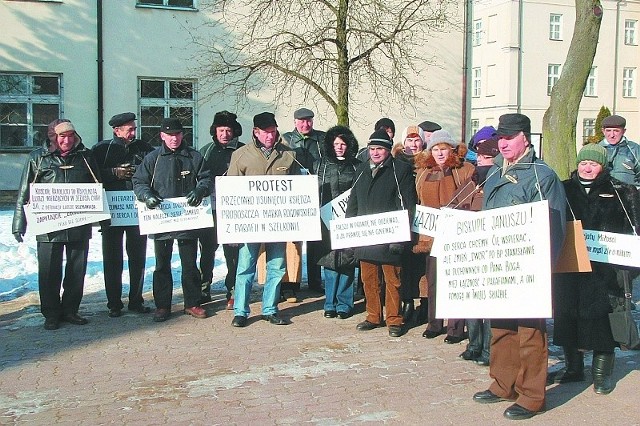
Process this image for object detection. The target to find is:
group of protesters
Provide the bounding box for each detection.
[12,107,640,421]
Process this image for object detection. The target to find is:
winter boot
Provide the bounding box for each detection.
[200,281,212,304]
[592,352,615,395]
[402,300,415,324]
[551,347,585,384]
[415,298,428,324]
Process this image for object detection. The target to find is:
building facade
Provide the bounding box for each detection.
[470,0,640,155]
[0,0,465,192]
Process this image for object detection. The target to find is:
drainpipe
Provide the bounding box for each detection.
[517,0,523,113]
[462,0,473,142]
[97,0,104,141]
[613,0,621,114]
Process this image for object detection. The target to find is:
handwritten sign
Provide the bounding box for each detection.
[25,190,110,235]
[320,189,351,228]
[137,196,213,235]
[329,210,411,250]
[215,175,321,244]
[106,190,139,226]
[435,200,552,319]
[411,205,441,237]
[584,230,640,267]
[30,183,104,212]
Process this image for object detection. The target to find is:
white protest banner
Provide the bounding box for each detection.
[429,207,476,257]
[411,205,441,236]
[319,189,351,228]
[215,175,321,244]
[330,210,411,250]
[25,191,111,235]
[584,230,640,267]
[106,190,139,226]
[29,183,104,212]
[137,196,213,235]
[435,200,552,319]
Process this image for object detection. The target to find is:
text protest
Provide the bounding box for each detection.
[435,200,552,319]
[106,191,139,226]
[30,183,104,212]
[215,175,321,244]
[137,196,213,235]
[319,189,351,228]
[330,210,411,250]
[25,190,110,235]
[411,205,441,237]
[583,230,640,267]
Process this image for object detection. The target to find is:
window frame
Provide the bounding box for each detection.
[473,19,483,47]
[0,72,63,151]
[135,0,197,10]
[549,13,562,41]
[584,66,597,97]
[622,67,636,98]
[472,67,482,98]
[624,19,637,45]
[547,64,561,95]
[582,118,595,144]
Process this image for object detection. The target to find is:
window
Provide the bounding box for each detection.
[584,67,597,97]
[486,64,496,97]
[625,20,637,45]
[470,119,479,139]
[623,67,636,97]
[472,67,481,97]
[549,14,562,40]
[487,15,497,43]
[582,119,595,143]
[473,19,483,46]
[547,64,561,95]
[139,78,196,147]
[0,73,61,149]
[136,0,195,8]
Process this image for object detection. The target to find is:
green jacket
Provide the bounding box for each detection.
[598,137,640,188]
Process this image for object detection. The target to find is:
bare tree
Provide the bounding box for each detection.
[542,0,603,179]
[190,0,460,125]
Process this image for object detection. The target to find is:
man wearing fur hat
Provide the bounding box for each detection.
[597,114,640,188]
[283,107,326,293]
[13,119,102,330]
[345,129,417,337]
[227,112,301,327]
[93,112,154,318]
[472,113,566,420]
[197,111,244,307]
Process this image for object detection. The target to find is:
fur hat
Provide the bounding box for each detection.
[476,139,499,157]
[367,129,393,150]
[210,111,242,137]
[577,143,607,166]
[427,129,459,151]
[323,125,359,160]
[47,118,81,147]
[253,112,277,130]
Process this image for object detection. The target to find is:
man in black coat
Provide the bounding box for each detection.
[197,111,244,307]
[132,118,212,322]
[92,112,154,318]
[345,129,417,337]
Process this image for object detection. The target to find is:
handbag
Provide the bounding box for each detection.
[608,269,640,350]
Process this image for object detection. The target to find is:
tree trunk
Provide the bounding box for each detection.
[542,0,602,179]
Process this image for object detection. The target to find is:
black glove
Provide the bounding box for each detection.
[186,186,208,207]
[112,164,135,180]
[389,243,405,255]
[13,232,23,243]
[145,195,163,209]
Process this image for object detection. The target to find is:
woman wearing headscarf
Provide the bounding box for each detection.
[413,129,475,342]
[552,143,640,394]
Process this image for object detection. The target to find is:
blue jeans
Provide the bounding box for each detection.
[234,242,286,317]
[323,267,355,314]
[466,318,492,358]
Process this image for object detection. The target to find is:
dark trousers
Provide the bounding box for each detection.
[153,239,201,309]
[306,240,323,288]
[425,255,464,336]
[401,251,425,300]
[489,319,548,412]
[37,240,89,319]
[102,225,147,310]
[199,227,239,299]
[467,319,492,358]
[222,244,239,299]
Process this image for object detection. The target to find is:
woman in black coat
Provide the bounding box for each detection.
[314,125,361,318]
[552,144,640,395]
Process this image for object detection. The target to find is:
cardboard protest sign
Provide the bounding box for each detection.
[584,230,640,267]
[330,210,411,250]
[137,196,213,235]
[106,190,139,226]
[25,190,111,235]
[215,175,321,244]
[29,183,104,212]
[319,189,351,228]
[435,200,552,319]
[411,205,441,237]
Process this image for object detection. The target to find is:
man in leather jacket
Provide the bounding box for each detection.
[13,119,102,330]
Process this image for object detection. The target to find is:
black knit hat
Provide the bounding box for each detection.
[209,110,242,137]
[367,129,393,150]
[374,117,395,135]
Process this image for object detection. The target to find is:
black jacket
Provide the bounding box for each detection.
[553,170,640,351]
[92,136,154,191]
[199,137,244,188]
[131,142,212,240]
[12,141,101,242]
[282,129,325,171]
[345,155,417,265]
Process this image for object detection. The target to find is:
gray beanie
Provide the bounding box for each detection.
[427,129,459,151]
